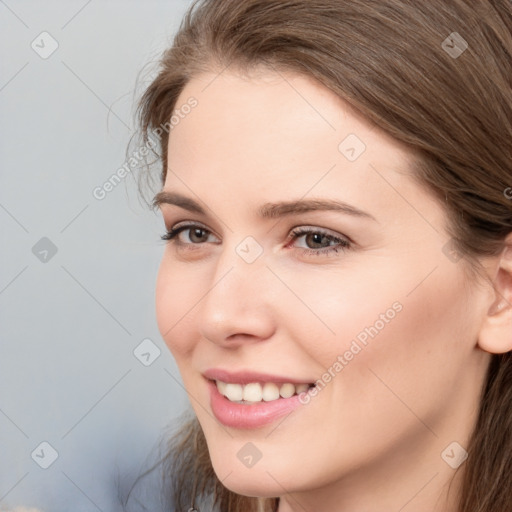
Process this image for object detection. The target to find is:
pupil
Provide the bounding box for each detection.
[191,228,206,242]
[307,233,326,248]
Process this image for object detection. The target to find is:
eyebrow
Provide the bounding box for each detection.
[152,191,377,221]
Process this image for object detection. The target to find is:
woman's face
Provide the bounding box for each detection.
[155,69,492,508]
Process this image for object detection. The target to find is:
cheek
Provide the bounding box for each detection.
[282,254,473,396]
[274,261,406,366]
[155,256,202,358]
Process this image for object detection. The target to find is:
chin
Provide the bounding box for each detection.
[218,475,280,499]
[209,453,297,499]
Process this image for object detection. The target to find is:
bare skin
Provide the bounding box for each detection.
[154,67,512,512]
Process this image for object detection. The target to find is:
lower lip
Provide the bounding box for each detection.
[207,380,307,429]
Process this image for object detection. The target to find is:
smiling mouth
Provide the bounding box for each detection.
[213,379,315,404]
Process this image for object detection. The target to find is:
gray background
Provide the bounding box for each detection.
[0,1,194,510]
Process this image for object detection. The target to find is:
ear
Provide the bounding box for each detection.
[478,237,512,354]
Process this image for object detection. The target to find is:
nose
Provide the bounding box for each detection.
[195,244,276,348]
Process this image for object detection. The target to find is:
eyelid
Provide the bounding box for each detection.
[168,219,209,231]
[287,225,352,243]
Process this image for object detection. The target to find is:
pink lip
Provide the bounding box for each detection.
[203,368,314,385]
[207,379,306,429]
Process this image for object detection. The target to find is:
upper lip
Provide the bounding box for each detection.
[203,368,314,385]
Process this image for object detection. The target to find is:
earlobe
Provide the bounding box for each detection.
[478,243,512,355]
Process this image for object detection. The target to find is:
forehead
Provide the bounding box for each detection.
[163,69,442,228]
[169,68,411,162]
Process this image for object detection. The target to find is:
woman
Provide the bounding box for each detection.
[134,0,512,510]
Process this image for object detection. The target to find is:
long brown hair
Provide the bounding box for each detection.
[133,1,512,510]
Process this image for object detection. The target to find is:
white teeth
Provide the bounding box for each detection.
[217,380,227,396]
[243,382,262,401]
[262,382,280,401]
[215,380,311,403]
[224,383,243,402]
[279,383,295,398]
[295,383,309,394]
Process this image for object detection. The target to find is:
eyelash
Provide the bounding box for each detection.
[160,223,351,257]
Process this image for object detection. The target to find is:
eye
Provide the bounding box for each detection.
[160,223,351,257]
[287,227,351,256]
[160,223,219,245]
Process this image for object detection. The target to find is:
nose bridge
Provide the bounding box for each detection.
[210,234,269,298]
[196,235,275,343]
